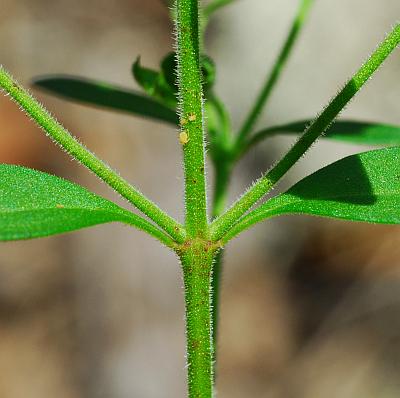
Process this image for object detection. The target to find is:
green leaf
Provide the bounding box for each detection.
[132,56,160,94]
[0,164,152,240]
[260,147,400,224]
[33,75,178,126]
[132,57,177,108]
[250,120,400,147]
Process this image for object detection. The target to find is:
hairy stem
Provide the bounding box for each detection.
[235,0,314,149]
[211,23,400,241]
[180,243,216,398]
[176,0,208,238]
[0,66,185,242]
[175,0,214,396]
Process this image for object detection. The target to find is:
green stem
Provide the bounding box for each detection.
[176,0,208,238]
[180,243,216,398]
[0,66,185,243]
[235,0,314,150]
[175,1,214,396]
[211,23,400,241]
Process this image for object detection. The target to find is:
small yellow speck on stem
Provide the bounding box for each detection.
[180,118,188,126]
[179,131,189,145]
[188,113,196,122]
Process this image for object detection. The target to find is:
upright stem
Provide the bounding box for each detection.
[175,1,214,396]
[235,0,314,149]
[180,244,216,398]
[176,0,208,238]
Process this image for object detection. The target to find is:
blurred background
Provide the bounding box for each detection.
[1,0,400,397]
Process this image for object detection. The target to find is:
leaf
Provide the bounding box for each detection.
[0,164,142,240]
[251,120,400,147]
[132,57,177,108]
[33,75,178,126]
[259,147,400,224]
[132,56,160,94]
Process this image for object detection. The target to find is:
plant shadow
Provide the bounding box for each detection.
[289,155,376,205]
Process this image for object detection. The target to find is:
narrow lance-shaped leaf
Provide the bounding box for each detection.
[223,147,400,243]
[267,146,400,222]
[247,120,400,150]
[0,164,174,246]
[33,75,178,125]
